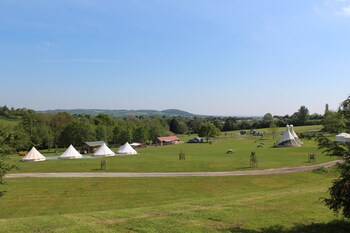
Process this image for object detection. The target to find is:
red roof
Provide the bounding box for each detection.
[157,136,180,142]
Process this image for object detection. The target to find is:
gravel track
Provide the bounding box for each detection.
[5,160,342,178]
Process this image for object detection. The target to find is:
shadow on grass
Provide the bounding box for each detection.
[225,220,350,233]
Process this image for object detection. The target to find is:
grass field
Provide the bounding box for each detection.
[0,117,20,129]
[9,125,336,173]
[0,171,348,232]
[1,125,348,232]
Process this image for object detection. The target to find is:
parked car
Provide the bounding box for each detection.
[187,137,203,143]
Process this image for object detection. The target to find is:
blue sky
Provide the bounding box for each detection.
[1,0,350,116]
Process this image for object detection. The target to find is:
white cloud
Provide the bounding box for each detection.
[37,41,56,51]
[316,0,350,17]
[39,59,121,63]
[336,5,350,16]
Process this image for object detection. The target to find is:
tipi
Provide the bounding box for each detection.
[59,145,83,159]
[93,143,115,157]
[289,125,303,145]
[22,147,46,162]
[275,125,301,147]
[117,142,137,155]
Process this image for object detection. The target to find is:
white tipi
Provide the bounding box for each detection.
[289,125,303,145]
[93,143,115,157]
[22,147,46,162]
[275,125,300,147]
[117,142,137,155]
[59,145,83,159]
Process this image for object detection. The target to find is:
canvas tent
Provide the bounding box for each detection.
[117,142,137,155]
[289,125,303,145]
[335,133,350,143]
[22,147,46,162]
[275,125,301,147]
[59,145,83,159]
[93,143,115,157]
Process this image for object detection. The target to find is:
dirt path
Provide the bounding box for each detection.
[5,160,342,178]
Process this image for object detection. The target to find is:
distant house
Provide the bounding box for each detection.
[157,136,180,146]
[83,141,107,153]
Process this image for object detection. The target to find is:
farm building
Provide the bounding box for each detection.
[157,136,180,145]
[83,141,107,153]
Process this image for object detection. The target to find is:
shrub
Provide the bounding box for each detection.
[18,151,27,156]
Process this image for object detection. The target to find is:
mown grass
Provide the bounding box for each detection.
[9,126,336,173]
[0,171,348,232]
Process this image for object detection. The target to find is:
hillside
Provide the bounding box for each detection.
[42,109,197,118]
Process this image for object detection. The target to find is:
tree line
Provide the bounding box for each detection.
[0,104,328,153]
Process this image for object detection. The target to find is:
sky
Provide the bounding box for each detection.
[0,0,350,116]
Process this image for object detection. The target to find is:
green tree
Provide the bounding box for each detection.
[0,127,14,155]
[323,111,346,133]
[324,103,330,116]
[113,123,133,145]
[187,117,205,134]
[269,121,278,139]
[339,95,350,128]
[169,118,181,134]
[223,117,238,131]
[213,119,223,131]
[95,125,113,142]
[297,105,310,125]
[144,118,169,143]
[0,154,15,197]
[198,122,220,142]
[0,127,15,198]
[20,111,54,148]
[316,135,350,218]
[133,125,149,143]
[49,112,75,145]
[6,129,31,151]
[94,114,115,126]
[59,121,95,147]
[262,113,274,127]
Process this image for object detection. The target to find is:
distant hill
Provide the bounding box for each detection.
[41,109,197,118]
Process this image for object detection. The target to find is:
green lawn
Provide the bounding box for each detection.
[9,126,336,173]
[0,171,348,232]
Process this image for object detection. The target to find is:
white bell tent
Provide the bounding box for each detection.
[22,147,46,162]
[117,142,137,155]
[275,125,301,147]
[59,145,83,159]
[335,133,350,143]
[93,143,115,157]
